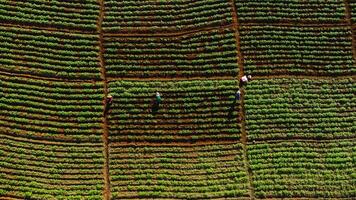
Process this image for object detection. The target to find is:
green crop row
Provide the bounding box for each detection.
[248,141,356,198]
[108,79,240,142]
[0,74,104,141]
[109,142,249,198]
[240,26,355,75]
[235,0,346,23]
[105,28,238,78]
[103,0,232,33]
[0,0,99,31]
[0,134,104,200]
[0,26,100,79]
[245,78,355,141]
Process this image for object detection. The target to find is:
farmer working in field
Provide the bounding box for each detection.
[156,92,161,104]
[235,89,241,101]
[104,94,113,114]
[240,75,252,85]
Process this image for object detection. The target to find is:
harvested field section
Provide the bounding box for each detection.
[0,74,104,142]
[245,78,355,141]
[104,28,238,78]
[248,140,356,198]
[109,142,249,198]
[103,0,232,33]
[0,0,99,31]
[240,26,355,75]
[0,134,104,199]
[235,0,346,23]
[107,80,241,142]
[0,26,100,80]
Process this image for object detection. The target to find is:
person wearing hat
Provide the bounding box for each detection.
[104,94,113,114]
[156,92,161,104]
[106,94,113,105]
[235,89,241,101]
[240,75,252,84]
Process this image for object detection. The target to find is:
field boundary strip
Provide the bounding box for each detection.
[343,0,356,62]
[0,21,351,37]
[251,137,356,144]
[230,0,256,199]
[252,74,356,80]
[0,71,100,83]
[104,24,234,37]
[96,0,111,199]
[0,22,96,35]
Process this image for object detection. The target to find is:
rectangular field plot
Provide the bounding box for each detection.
[104,28,238,78]
[107,79,241,142]
[103,0,232,33]
[0,134,104,199]
[351,2,356,23]
[240,26,355,75]
[248,140,356,198]
[235,0,346,23]
[0,26,100,80]
[0,0,99,31]
[0,74,104,142]
[245,78,355,141]
[109,142,249,198]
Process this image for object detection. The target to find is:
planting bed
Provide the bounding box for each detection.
[104,27,238,78]
[245,78,355,141]
[240,26,355,75]
[103,0,232,33]
[0,26,100,80]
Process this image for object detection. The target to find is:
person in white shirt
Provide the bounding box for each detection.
[240,75,252,84]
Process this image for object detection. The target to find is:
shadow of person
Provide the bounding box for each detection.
[228,98,237,120]
[151,101,160,115]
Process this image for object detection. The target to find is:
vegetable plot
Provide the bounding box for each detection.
[248,141,355,198]
[245,78,356,141]
[104,28,238,78]
[0,135,104,200]
[351,2,356,23]
[235,0,346,23]
[108,80,241,142]
[107,80,246,198]
[0,26,101,80]
[0,74,105,199]
[0,74,104,142]
[110,142,249,198]
[103,0,232,33]
[240,26,355,75]
[0,0,99,31]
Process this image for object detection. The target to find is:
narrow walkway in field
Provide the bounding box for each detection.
[104,24,233,37]
[0,71,99,83]
[343,0,356,63]
[96,0,111,199]
[252,74,356,80]
[0,22,95,34]
[230,0,255,199]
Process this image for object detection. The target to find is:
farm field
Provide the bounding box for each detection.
[0,0,355,200]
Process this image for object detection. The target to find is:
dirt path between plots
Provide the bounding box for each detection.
[252,74,356,80]
[230,0,255,199]
[0,22,95,34]
[96,0,111,199]
[0,71,99,83]
[104,24,233,37]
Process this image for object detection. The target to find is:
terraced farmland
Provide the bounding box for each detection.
[0,0,355,200]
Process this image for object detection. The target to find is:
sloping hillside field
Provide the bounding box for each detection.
[0,0,355,199]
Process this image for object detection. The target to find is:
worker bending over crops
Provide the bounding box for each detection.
[104,94,113,114]
[240,75,252,84]
[235,89,241,101]
[156,92,161,104]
